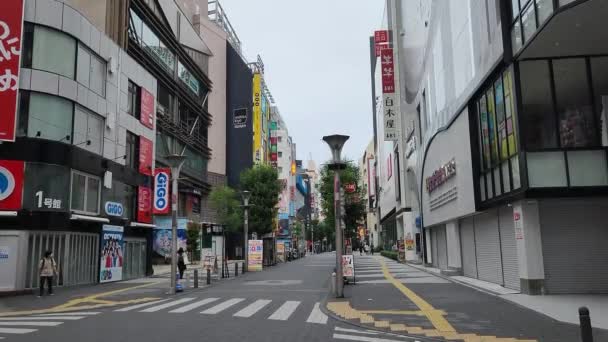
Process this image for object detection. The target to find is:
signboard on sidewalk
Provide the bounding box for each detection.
[100,225,124,283]
[342,255,354,277]
[397,239,405,262]
[248,240,263,271]
[276,242,285,263]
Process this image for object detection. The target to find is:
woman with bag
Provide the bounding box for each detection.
[38,250,58,297]
[177,248,187,279]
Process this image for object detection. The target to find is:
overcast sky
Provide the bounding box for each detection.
[219,0,385,169]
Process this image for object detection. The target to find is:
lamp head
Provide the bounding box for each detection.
[322,134,349,164]
[241,190,251,205]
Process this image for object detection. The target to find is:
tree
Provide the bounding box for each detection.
[317,162,367,243]
[239,164,282,236]
[209,185,242,232]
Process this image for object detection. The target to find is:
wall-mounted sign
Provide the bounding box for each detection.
[233,108,248,129]
[426,159,456,193]
[137,186,152,223]
[381,47,400,141]
[153,168,170,215]
[140,88,154,129]
[344,183,356,194]
[0,160,23,210]
[374,30,389,57]
[104,201,124,217]
[23,163,69,212]
[0,0,25,142]
[138,136,153,176]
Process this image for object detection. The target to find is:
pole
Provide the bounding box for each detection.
[244,206,249,272]
[579,307,594,342]
[334,171,344,298]
[169,165,181,295]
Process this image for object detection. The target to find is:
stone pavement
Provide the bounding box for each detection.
[325,255,608,342]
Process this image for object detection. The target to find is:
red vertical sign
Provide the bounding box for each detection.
[140,88,154,129]
[0,160,24,210]
[137,186,152,223]
[374,30,389,44]
[138,136,153,176]
[381,48,395,93]
[0,0,25,142]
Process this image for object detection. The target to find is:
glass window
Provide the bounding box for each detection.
[527,152,567,187]
[178,62,201,96]
[129,9,143,44]
[511,155,521,189]
[592,57,608,147]
[32,26,76,78]
[486,89,499,165]
[90,54,106,97]
[493,168,502,196]
[142,24,159,53]
[567,150,608,186]
[521,2,537,43]
[511,20,523,53]
[126,132,139,169]
[502,161,511,193]
[278,151,283,158]
[70,171,101,214]
[495,79,508,160]
[127,81,140,118]
[553,58,597,147]
[479,177,486,201]
[520,60,558,149]
[28,93,73,142]
[536,0,554,25]
[479,96,491,170]
[157,83,173,118]
[73,106,104,155]
[77,45,90,87]
[510,0,520,19]
[503,70,518,156]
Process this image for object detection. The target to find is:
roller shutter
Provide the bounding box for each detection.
[460,218,477,278]
[499,206,520,291]
[436,226,448,270]
[431,229,438,268]
[474,210,504,285]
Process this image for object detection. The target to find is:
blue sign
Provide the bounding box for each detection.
[0,166,16,201]
[105,201,124,217]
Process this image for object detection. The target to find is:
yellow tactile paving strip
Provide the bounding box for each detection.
[327,257,538,342]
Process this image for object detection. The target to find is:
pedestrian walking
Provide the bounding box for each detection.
[359,245,363,256]
[177,247,187,279]
[371,243,374,255]
[38,250,57,297]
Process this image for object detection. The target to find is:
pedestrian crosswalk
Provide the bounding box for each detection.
[114,296,329,324]
[0,311,100,340]
[352,257,449,284]
[332,326,422,342]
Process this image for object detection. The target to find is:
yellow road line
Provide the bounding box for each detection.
[379,258,455,332]
[359,309,444,317]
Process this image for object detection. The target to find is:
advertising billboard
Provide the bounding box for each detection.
[140,88,155,129]
[248,240,263,271]
[153,217,188,257]
[100,225,124,283]
[252,73,262,159]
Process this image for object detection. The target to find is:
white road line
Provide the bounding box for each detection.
[233,299,272,318]
[335,327,379,335]
[306,302,328,324]
[333,333,417,342]
[0,317,84,321]
[0,328,37,334]
[268,301,300,321]
[0,322,63,327]
[169,298,220,313]
[35,312,100,316]
[115,299,171,312]
[140,298,196,312]
[200,298,245,314]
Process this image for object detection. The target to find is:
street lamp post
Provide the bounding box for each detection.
[241,190,251,272]
[165,154,186,295]
[322,134,349,298]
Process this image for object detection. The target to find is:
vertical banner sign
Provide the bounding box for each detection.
[374,30,389,56]
[153,168,170,214]
[138,136,153,176]
[381,47,400,141]
[0,160,24,210]
[367,158,376,198]
[0,0,25,142]
[140,88,155,129]
[100,225,124,283]
[248,240,263,271]
[252,74,262,160]
[137,186,152,223]
[342,255,354,277]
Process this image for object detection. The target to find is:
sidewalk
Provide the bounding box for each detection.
[325,255,608,342]
[407,262,608,329]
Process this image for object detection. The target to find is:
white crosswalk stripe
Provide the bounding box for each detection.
[332,326,421,342]
[201,298,245,314]
[35,312,100,317]
[0,322,62,327]
[169,298,220,313]
[115,299,171,312]
[141,298,196,313]
[0,312,99,339]
[233,299,272,318]
[0,328,37,334]
[268,300,300,321]
[306,302,328,324]
[0,316,85,321]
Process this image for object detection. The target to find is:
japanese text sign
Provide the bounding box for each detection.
[137,186,152,223]
[139,136,153,176]
[140,88,154,129]
[381,48,395,93]
[0,0,25,142]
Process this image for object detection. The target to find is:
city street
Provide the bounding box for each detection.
[0,254,430,342]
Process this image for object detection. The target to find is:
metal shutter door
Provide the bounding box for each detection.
[460,218,478,278]
[540,199,608,294]
[436,226,448,270]
[499,206,520,291]
[474,210,504,285]
[431,229,439,268]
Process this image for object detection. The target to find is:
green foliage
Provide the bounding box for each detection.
[293,221,303,238]
[240,164,282,235]
[317,162,367,241]
[381,250,398,261]
[209,185,242,232]
[186,226,200,260]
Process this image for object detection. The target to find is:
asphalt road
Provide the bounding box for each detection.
[1,253,428,342]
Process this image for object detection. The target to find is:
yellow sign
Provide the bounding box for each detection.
[291,161,296,175]
[248,240,263,271]
[253,73,262,158]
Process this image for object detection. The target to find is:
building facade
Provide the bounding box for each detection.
[379,0,608,294]
[359,139,379,249]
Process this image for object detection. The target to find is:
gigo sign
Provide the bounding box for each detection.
[153,168,170,214]
[105,201,124,217]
